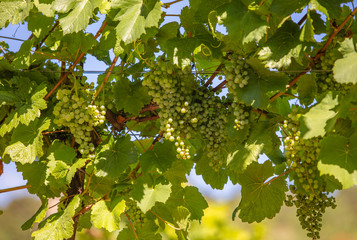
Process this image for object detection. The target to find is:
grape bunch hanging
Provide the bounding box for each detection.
[53,88,106,158]
[143,58,228,171]
[283,110,336,239]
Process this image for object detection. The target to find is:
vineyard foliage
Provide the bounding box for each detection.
[0,0,357,239]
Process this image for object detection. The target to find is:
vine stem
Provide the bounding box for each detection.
[264,168,293,185]
[270,6,357,102]
[0,160,3,176]
[212,79,226,92]
[43,21,107,101]
[0,185,31,194]
[92,55,120,103]
[204,63,223,87]
[162,0,183,8]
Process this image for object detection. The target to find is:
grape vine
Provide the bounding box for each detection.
[0,1,356,240]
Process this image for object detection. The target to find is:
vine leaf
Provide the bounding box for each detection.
[182,186,208,220]
[333,52,357,84]
[0,0,32,28]
[310,0,342,20]
[131,176,172,213]
[216,0,268,45]
[297,74,317,106]
[235,58,288,109]
[4,118,50,164]
[0,81,47,136]
[258,20,309,68]
[58,0,100,34]
[233,161,287,223]
[22,198,49,230]
[112,77,151,115]
[94,135,138,178]
[111,0,162,44]
[299,12,316,42]
[140,141,176,173]
[300,92,339,139]
[318,162,357,189]
[270,0,310,18]
[91,198,125,232]
[319,134,357,173]
[32,195,81,240]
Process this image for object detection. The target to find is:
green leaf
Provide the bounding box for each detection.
[22,198,48,230]
[157,22,180,49]
[333,52,357,84]
[58,0,100,34]
[310,10,326,34]
[12,40,33,69]
[113,77,151,115]
[235,58,289,108]
[52,0,76,13]
[182,186,208,220]
[95,136,138,178]
[34,0,55,17]
[227,121,276,175]
[233,161,287,223]
[297,74,317,106]
[318,161,357,189]
[0,0,32,28]
[32,195,80,240]
[91,198,125,232]
[0,82,47,136]
[319,134,357,173]
[140,141,176,173]
[300,92,339,139]
[4,118,50,164]
[217,1,268,44]
[258,20,309,68]
[270,0,309,18]
[27,12,55,40]
[310,0,342,19]
[16,161,56,197]
[112,0,162,44]
[299,12,315,42]
[195,151,228,189]
[131,176,172,213]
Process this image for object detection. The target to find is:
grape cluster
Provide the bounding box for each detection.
[222,53,250,130]
[53,88,106,158]
[283,110,336,239]
[285,187,336,239]
[126,202,147,228]
[315,38,353,95]
[143,58,228,170]
[223,53,250,88]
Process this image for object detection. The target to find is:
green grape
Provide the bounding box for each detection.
[315,36,353,95]
[283,109,337,239]
[222,53,251,131]
[53,88,106,158]
[143,58,228,171]
[126,202,147,229]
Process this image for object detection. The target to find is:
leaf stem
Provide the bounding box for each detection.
[124,210,139,239]
[264,168,293,185]
[149,210,182,230]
